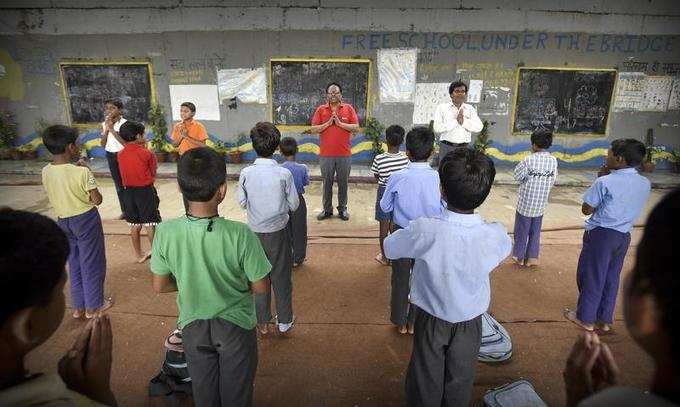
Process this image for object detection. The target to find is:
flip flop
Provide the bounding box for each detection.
[563,308,594,331]
[86,296,114,319]
[375,253,390,266]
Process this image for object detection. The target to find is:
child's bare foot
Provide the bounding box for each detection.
[85,297,114,319]
[137,252,152,263]
[512,256,524,266]
[397,325,408,334]
[72,309,84,319]
[407,322,415,335]
[257,323,269,335]
[526,258,540,267]
[563,309,594,331]
[375,253,390,266]
[595,321,612,333]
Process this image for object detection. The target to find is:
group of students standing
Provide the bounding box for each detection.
[0,79,675,407]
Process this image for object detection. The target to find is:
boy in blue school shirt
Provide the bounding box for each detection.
[238,122,299,335]
[280,137,310,267]
[384,148,511,407]
[565,139,651,332]
[380,126,443,335]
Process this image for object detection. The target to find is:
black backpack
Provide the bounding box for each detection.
[149,330,193,405]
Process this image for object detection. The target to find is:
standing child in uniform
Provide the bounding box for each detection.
[238,122,299,335]
[41,125,112,319]
[117,121,162,263]
[100,98,127,219]
[565,138,651,332]
[280,137,310,268]
[151,147,271,407]
[384,148,511,406]
[371,125,409,266]
[512,129,558,267]
[171,102,208,156]
[380,127,442,334]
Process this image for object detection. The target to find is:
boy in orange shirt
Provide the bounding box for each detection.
[171,102,208,156]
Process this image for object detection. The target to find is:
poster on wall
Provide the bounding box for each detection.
[613,72,646,112]
[217,68,267,104]
[169,84,221,121]
[467,80,483,104]
[478,86,511,116]
[412,83,450,125]
[377,48,418,103]
[639,76,673,112]
[667,77,680,111]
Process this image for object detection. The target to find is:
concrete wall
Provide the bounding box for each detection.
[1,1,679,166]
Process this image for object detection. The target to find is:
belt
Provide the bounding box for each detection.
[440,141,468,147]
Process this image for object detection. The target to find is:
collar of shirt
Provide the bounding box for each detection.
[123,142,143,151]
[610,167,638,175]
[254,157,277,165]
[408,161,431,169]
[443,209,483,226]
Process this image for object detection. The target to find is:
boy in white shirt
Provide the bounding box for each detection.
[100,98,128,218]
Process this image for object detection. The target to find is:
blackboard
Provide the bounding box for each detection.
[60,63,154,125]
[270,59,371,127]
[512,68,616,135]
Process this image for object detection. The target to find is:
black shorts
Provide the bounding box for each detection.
[122,185,161,226]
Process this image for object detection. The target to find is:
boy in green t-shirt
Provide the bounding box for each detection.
[151,147,271,407]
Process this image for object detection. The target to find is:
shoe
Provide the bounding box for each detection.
[526,258,540,267]
[563,308,594,331]
[316,211,332,221]
[278,316,296,333]
[338,210,350,221]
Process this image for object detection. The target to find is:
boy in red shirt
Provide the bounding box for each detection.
[117,121,162,263]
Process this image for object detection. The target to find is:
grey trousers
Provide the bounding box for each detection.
[319,156,351,213]
[182,318,257,407]
[288,195,307,263]
[406,309,482,407]
[255,227,293,324]
[438,141,469,163]
[390,224,416,326]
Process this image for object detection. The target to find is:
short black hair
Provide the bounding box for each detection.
[104,98,123,109]
[385,125,405,147]
[0,208,68,327]
[42,125,78,155]
[449,80,468,95]
[119,121,145,143]
[181,102,196,113]
[326,82,342,93]
[531,129,553,149]
[405,126,434,161]
[610,138,646,167]
[630,188,680,364]
[177,147,226,202]
[439,148,496,211]
[250,122,281,157]
[279,137,298,157]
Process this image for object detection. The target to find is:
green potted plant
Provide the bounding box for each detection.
[474,120,495,153]
[364,117,385,157]
[147,104,168,162]
[0,110,18,160]
[213,139,228,162]
[228,133,246,164]
[642,145,664,173]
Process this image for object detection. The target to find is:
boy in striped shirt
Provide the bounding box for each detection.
[371,125,409,266]
[512,129,558,267]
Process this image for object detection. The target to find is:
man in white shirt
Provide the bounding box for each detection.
[432,80,483,162]
[100,98,128,218]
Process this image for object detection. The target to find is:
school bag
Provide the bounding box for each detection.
[483,379,547,407]
[149,329,193,405]
[478,312,513,363]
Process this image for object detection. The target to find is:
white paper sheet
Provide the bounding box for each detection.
[667,77,680,111]
[377,49,418,103]
[467,79,483,104]
[613,72,646,112]
[412,83,451,125]
[640,76,673,112]
[217,68,267,104]
[169,84,220,121]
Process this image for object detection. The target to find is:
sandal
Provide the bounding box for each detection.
[86,297,114,319]
[563,308,594,331]
[375,253,390,266]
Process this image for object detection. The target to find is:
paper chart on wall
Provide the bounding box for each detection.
[217,68,267,104]
[169,84,221,121]
[412,83,450,125]
[377,48,418,103]
[667,77,680,111]
[467,80,483,104]
[613,72,646,112]
[639,76,673,112]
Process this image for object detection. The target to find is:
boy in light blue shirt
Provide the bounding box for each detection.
[380,126,443,335]
[385,148,511,406]
[238,122,299,335]
[565,139,651,333]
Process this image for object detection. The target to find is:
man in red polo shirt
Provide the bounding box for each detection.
[309,83,359,221]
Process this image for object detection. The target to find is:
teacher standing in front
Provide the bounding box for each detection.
[308,83,360,221]
[432,80,483,162]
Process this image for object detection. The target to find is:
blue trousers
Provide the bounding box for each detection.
[512,212,543,260]
[57,207,107,310]
[576,227,631,324]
